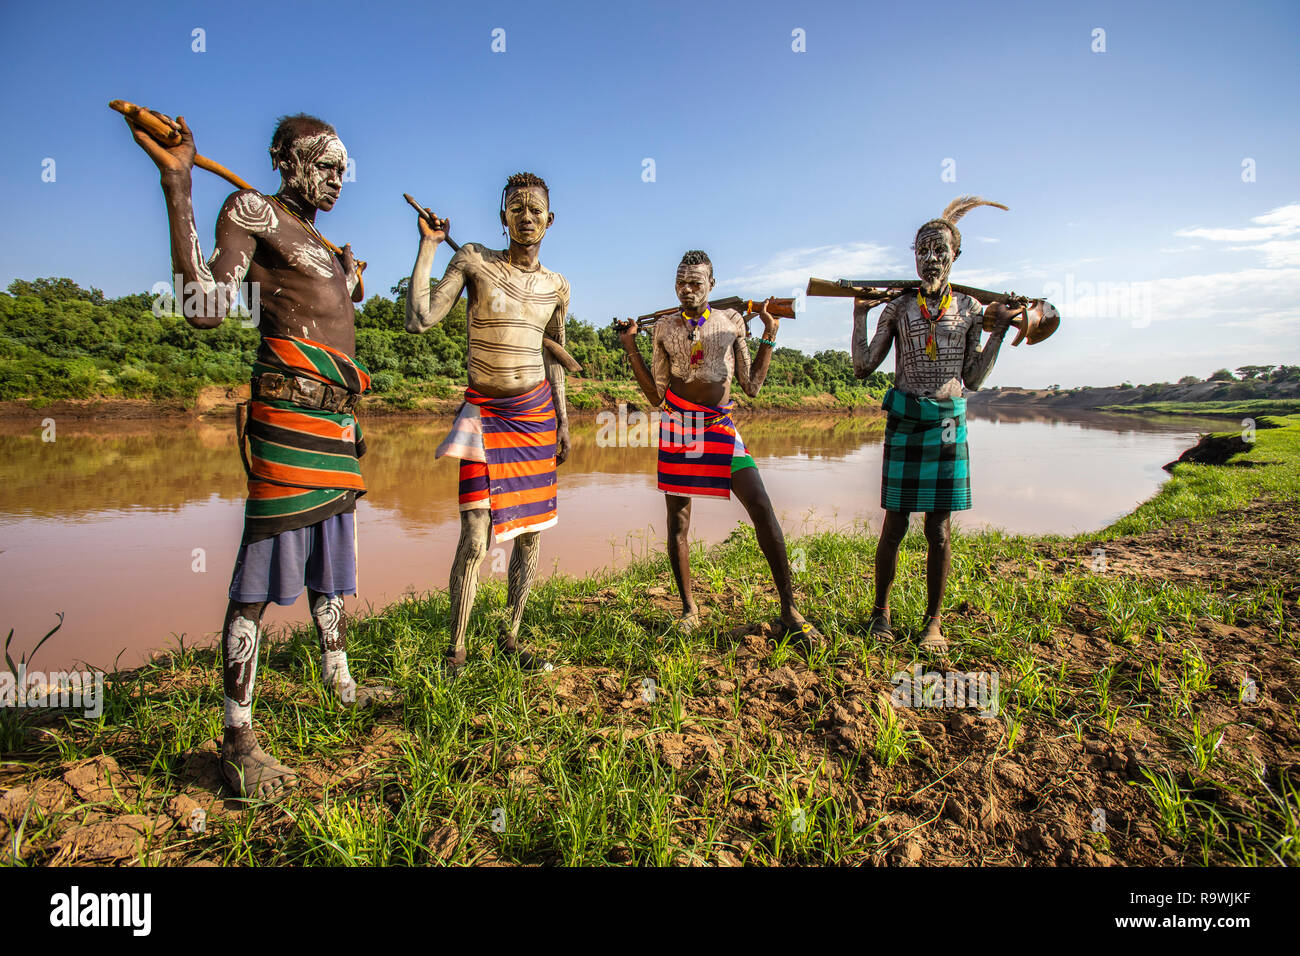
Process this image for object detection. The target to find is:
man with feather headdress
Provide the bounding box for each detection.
[852,196,1019,655]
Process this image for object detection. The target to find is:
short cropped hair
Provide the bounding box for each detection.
[269,114,337,168]
[678,250,713,274]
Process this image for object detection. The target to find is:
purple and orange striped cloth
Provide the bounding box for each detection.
[243,335,370,542]
[657,388,749,500]
[438,381,559,542]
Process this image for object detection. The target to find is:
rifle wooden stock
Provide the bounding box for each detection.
[630,296,796,333]
[112,99,366,298]
[402,193,579,374]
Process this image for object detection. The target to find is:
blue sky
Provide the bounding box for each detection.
[1,0,1297,387]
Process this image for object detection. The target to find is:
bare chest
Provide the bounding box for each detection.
[660,316,739,383]
[248,228,354,351]
[465,259,564,329]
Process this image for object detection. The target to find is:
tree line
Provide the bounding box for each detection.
[0,277,889,403]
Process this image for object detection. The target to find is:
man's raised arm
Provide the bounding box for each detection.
[615,319,664,407]
[405,211,467,332]
[853,298,895,379]
[735,299,780,397]
[129,115,255,329]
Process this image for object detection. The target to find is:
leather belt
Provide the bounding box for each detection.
[252,372,359,414]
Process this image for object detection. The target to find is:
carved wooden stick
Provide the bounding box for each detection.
[111,99,365,297]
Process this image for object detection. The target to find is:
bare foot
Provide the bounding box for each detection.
[676,608,701,634]
[221,726,297,799]
[919,617,949,656]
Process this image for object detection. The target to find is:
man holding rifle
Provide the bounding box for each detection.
[616,251,819,641]
[125,111,385,799]
[850,197,1020,655]
[405,173,570,675]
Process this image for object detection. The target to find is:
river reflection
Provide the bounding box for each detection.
[0,408,1226,669]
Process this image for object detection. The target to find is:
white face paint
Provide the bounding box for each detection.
[502,185,550,246]
[282,133,347,211]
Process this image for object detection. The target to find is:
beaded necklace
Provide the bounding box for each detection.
[684,308,711,367]
[270,194,331,250]
[916,289,952,360]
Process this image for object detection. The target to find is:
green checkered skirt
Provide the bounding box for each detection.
[880,387,971,513]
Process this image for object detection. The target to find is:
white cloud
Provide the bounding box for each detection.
[1228,239,1300,268]
[716,241,903,294]
[1174,202,1300,243]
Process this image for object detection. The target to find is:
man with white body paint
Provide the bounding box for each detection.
[406,173,571,675]
[129,112,388,798]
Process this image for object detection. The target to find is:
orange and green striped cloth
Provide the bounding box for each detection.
[242,335,370,542]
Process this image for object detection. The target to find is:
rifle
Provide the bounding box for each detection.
[112,99,367,299]
[806,277,1059,346]
[402,193,582,374]
[627,296,797,334]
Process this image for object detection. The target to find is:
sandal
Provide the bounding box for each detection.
[777,620,823,646]
[918,619,949,656]
[867,609,893,638]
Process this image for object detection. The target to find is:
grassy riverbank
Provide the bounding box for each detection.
[1,418,1297,866]
[1098,399,1300,418]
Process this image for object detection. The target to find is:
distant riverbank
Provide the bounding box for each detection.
[967,379,1300,417]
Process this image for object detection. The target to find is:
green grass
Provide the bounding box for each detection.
[1098,399,1300,418]
[1103,414,1300,536]
[2,417,1297,866]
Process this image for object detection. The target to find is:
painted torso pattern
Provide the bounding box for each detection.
[875,292,984,399]
[651,308,752,398]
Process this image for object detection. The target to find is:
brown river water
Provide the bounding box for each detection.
[0,407,1229,670]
